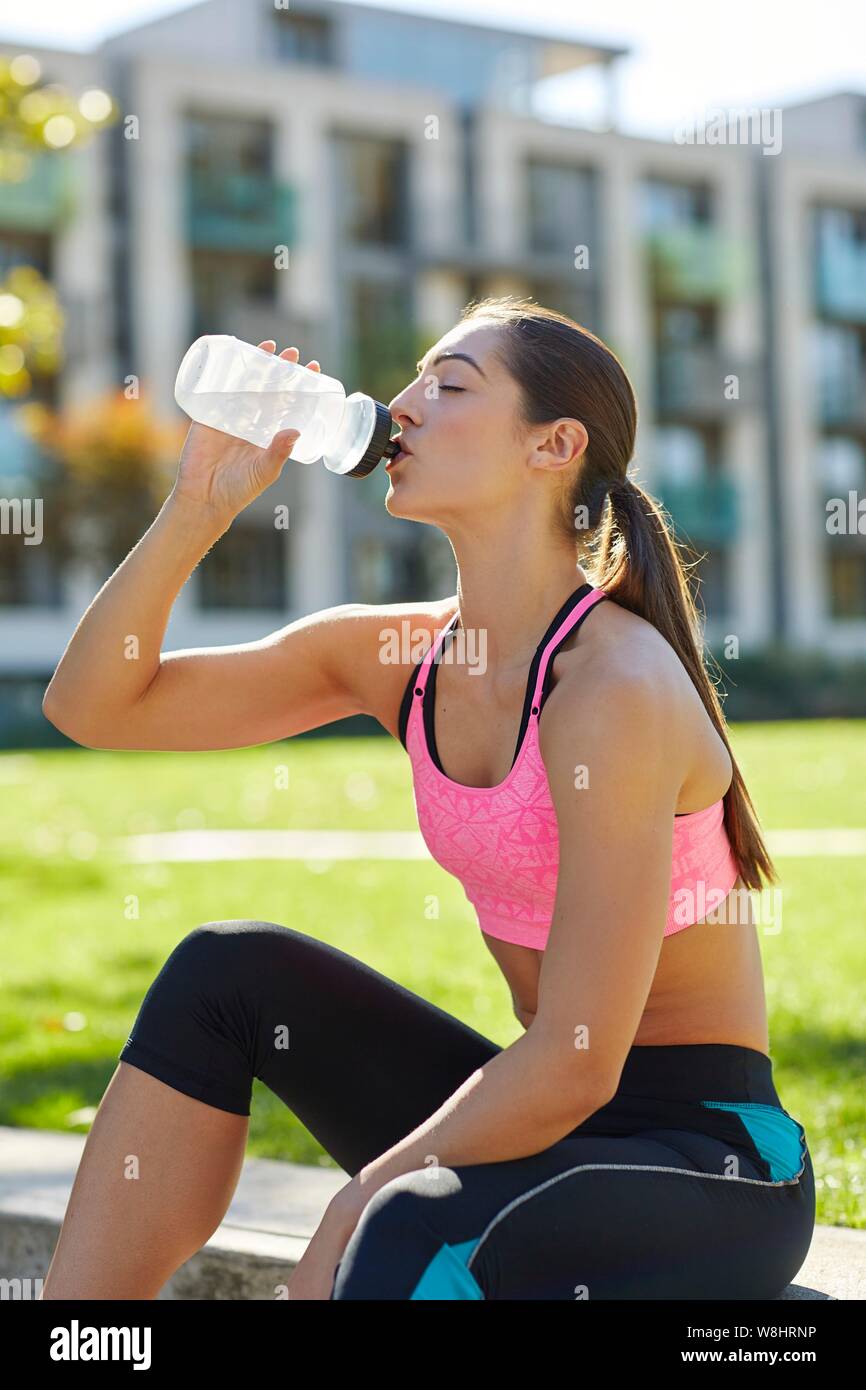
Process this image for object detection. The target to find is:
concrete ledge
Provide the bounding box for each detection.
[1,1125,860,1300]
[0,1124,346,1300]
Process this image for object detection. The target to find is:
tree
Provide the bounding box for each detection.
[17,390,188,571]
[0,51,118,398]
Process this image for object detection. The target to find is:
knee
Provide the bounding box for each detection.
[152,919,293,993]
[331,1170,464,1300]
[358,1171,442,1234]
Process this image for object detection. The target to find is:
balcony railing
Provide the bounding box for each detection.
[186,169,296,252]
[645,225,748,303]
[816,241,866,322]
[654,473,740,545]
[656,347,762,418]
[0,151,77,232]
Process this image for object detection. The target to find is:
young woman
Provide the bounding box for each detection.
[40,297,815,1301]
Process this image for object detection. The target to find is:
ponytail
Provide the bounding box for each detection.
[457,294,778,892]
[596,476,777,890]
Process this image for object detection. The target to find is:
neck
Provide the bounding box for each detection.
[450,552,590,669]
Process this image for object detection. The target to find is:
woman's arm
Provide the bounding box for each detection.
[41,489,372,751]
[329,665,682,1229]
[41,342,374,751]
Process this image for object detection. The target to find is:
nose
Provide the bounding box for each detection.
[387,375,423,419]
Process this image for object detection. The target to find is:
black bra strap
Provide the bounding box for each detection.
[424,582,599,777]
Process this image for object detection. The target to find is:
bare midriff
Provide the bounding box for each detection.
[481,889,771,1056]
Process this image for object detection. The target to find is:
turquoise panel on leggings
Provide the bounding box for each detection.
[701,1101,805,1181]
[409,1238,485,1300]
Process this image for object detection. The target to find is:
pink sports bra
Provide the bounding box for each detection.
[397,581,740,948]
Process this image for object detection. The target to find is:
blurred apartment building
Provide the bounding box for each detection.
[1,0,866,726]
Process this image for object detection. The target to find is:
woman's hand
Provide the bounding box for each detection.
[172,341,321,524]
[287,1188,362,1301]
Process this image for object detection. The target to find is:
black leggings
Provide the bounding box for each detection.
[118,919,816,1300]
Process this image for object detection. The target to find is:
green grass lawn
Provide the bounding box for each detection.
[0,719,863,1228]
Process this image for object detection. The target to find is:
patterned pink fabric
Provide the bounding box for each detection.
[404,587,740,947]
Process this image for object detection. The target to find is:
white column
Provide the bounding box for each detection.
[415,269,466,338]
[54,139,114,403]
[414,112,463,258]
[772,161,824,649]
[128,68,191,420]
[716,154,773,648]
[476,110,522,259]
[600,148,654,481]
[276,112,333,326]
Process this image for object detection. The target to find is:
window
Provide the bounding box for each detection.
[641,179,712,230]
[813,321,866,420]
[190,253,276,338]
[0,542,62,607]
[526,160,598,258]
[418,533,457,596]
[352,535,399,604]
[0,231,51,277]
[827,551,866,618]
[692,547,729,624]
[186,113,272,177]
[345,277,416,404]
[653,425,714,484]
[351,533,454,606]
[274,10,334,66]
[656,304,716,349]
[653,307,722,416]
[815,204,866,253]
[818,437,866,492]
[333,133,409,247]
[196,523,288,610]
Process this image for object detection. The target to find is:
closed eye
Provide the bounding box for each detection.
[412,363,464,392]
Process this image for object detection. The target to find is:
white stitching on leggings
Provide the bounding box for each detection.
[464,1156,807,1272]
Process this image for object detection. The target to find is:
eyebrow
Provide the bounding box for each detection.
[415,351,488,380]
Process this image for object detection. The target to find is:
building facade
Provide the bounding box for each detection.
[1,0,865,728]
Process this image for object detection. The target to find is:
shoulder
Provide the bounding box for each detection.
[345,597,459,736]
[539,601,689,797]
[552,595,684,704]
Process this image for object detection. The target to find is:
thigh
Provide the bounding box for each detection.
[331,1129,816,1300]
[120,919,501,1176]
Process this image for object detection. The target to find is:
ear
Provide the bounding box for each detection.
[531,418,589,474]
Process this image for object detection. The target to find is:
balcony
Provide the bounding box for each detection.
[654,473,740,545]
[645,225,748,303]
[816,241,866,322]
[186,170,296,253]
[0,152,77,232]
[656,347,763,419]
[818,374,866,431]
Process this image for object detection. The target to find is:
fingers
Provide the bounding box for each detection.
[257,341,320,371]
[279,345,321,372]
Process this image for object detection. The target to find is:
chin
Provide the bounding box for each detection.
[384,484,434,524]
[384,487,412,517]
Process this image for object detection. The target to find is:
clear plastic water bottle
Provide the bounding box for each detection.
[174,334,400,477]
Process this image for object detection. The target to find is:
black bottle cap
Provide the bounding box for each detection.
[343,400,396,478]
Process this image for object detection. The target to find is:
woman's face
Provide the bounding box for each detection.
[385,322,530,524]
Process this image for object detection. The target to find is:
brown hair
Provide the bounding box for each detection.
[457,293,777,892]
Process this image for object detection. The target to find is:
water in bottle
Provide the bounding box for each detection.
[174,334,400,477]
